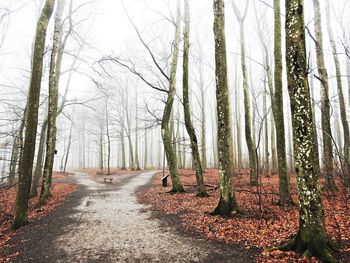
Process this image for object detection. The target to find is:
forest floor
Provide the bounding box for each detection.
[0,172,78,262]
[138,169,350,263]
[0,170,255,263]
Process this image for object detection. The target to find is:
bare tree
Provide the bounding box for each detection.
[281,0,336,260]
[39,0,66,204]
[325,0,350,184]
[182,0,208,197]
[232,0,258,186]
[312,0,337,191]
[211,0,239,215]
[12,0,56,229]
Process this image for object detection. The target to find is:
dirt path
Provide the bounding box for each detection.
[5,171,254,263]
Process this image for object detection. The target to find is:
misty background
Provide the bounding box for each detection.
[0,0,349,174]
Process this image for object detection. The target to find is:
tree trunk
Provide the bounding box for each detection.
[233,64,242,169]
[8,113,26,186]
[282,1,335,260]
[200,80,207,170]
[270,115,277,174]
[105,97,111,175]
[273,0,293,205]
[144,117,148,170]
[312,0,337,191]
[120,122,126,170]
[211,103,218,168]
[182,123,186,168]
[30,119,47,197]
[212,0,239,215]
[99,122,104,174]
[176,113,182,169]
[232,0,258,185]
[161,1,184,193]
[182,0,208,197]
[12,0,55,229]
[39,0,65,205]
[263,85,269,175]
[63,120,73,174]
[125,89,135,170]
[325,0,350,184]
[135,86,141,170]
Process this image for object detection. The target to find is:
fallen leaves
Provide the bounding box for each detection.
[138,169,350,262]
[0,174,78,262]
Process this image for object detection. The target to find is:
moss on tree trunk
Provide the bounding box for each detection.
[211,0,239,215]
[283,1,336,261]
[40,0,65,205]
[12,0,56,229]
[273,0,294,206]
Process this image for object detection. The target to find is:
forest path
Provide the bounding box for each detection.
[8,171,253,263]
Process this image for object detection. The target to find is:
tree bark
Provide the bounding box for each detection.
[12,0,55,229]
[161,1,184,193]
[312,0,336,191]
[325,0,350,184]
[211,0,239,215]
[182,0,208,197]
[272,0,293,205]
[282,1,335,261]
[30,119,47,197]
[39,0,65,205]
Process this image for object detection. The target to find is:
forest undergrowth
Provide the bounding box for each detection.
[139,169,350,262]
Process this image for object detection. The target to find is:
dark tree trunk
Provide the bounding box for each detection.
[12,0,56,229]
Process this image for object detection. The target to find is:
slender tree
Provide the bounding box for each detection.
[232,0,258,186]
[212,0,239,215]
[182,0,208,197]
[12,0,56,229]
[134,86,141,170]
[62,118,73,174]
[8,111,26,186]
[325,0,350,183]
[312,0,337,191]
[161,1,184,193]
[282,1,336,261]
[105,97,111,175]
[273,0,293,205]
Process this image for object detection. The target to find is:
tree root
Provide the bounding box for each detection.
[277,198,296,207]
[196,191,210,198]
[210,202,243,217]
[167,188,186,194]
[277,234,338,263]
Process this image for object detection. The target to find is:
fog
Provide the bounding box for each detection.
[0,0,349,175]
